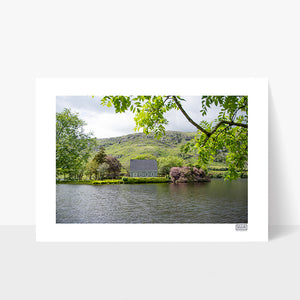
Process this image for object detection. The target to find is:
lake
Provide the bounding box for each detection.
[56,179,248,223]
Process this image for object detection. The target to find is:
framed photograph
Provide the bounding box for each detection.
[36,78,268,241]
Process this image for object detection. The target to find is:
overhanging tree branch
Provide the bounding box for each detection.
[172,96,247,137]
[210,120,248,135]
[172,96,248,149]
[172,96,211,136]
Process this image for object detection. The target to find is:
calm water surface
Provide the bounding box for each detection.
[56,179,247,223]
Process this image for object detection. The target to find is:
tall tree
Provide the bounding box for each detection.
[93,147,106,164]
[98,95,248,180]
[84,158,99,180]
[105,156,122,179]
[85,147,108,180]
[97,162,109,180]
[56,108,96,179]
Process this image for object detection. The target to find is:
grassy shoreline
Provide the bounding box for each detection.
[56,173,248,185]
[56,165,248,185]
[56,177,171,185]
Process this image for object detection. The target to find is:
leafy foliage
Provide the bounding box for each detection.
[93,147,106,164]
[183,96,248,180]
[84,158,99,180]
[100,95,179,138]
[56,108,96,179]
[84,148,107,180]
[157,156,185,176]
[105,155,122,179]
[97,162,110,179]
[85,147,121,180]
[98,95,247,180]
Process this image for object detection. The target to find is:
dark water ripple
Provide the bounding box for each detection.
[56,179,248,223]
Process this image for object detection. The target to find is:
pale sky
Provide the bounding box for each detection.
[56,96,219,139]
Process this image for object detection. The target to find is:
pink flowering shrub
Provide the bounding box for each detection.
[169,167,181,182]
[170,166,210,183]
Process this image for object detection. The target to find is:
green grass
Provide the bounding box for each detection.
[92,179,123,184]
[56,180,93,185]
[56,179,123,185]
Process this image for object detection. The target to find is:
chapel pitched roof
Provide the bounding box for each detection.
[130,159,157,172]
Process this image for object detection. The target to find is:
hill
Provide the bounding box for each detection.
[96,131,198,168]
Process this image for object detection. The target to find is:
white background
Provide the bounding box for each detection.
[1,0,300,299]
[0,0,298,226]
[36,78,268,242]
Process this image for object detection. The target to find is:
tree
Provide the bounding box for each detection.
[85,147,107,180]
[98,95,248,180]
[157,156,185,177]
[84,158,99,180]
[56,108,96,179]
[93,147,106,164]
[105,156,122,179]
[97,162,109,180]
